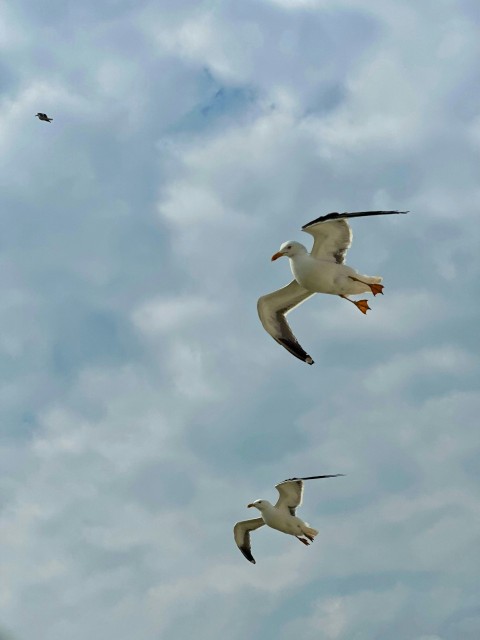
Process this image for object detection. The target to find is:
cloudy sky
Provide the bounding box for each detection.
[1,0,480,638]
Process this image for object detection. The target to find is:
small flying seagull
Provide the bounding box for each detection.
[234,474,344,564]
[257,210,408,364]
[35,113,53,122]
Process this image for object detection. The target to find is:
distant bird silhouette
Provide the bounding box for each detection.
[35,113,53,123]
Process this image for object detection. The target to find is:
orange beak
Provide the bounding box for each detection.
[247,503,254,508]
[271,251,285,261]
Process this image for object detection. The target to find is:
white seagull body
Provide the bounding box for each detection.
[234,474,344,564]
[257,210,408,364]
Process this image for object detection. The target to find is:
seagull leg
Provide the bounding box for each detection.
[339,295,370,315]
[348,276,384,296]
[296,536,310,546]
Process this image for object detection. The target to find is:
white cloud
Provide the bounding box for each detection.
[364,345,477,393]
[133,295,219,333]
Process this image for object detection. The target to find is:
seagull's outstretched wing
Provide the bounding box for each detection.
[233,518,265,564]
[257,280,315,365]
[275,475,345,516]
[275,479,304,516]
[302,210,408,263]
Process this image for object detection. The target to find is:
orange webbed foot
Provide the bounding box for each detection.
[354,299,370,314]
[369,283,384,296]
[339,295,371,314]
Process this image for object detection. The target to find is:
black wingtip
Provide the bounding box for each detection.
[282,474,346,482]
[302,474,346,479]
[302,210,409,230]
[278,338,314,365]
[240,547,256,564]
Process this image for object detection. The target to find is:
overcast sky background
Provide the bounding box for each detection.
[1,1,480,639]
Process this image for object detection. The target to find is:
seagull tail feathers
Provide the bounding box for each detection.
[303,525,319,538]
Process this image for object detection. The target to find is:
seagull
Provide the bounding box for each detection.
[35,113,53,122]
[234,474,344,564]
[257,210,408,364]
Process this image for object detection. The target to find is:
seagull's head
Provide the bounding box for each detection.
[247,499,270,511]
[271,241,307,261]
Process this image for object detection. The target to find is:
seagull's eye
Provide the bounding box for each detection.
[287,245,292,249]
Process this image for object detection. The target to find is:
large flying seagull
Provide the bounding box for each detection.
[257,210,408,364]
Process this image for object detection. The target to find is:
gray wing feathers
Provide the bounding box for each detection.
[257,280,315,364]
[234,518,265,564]
[274,480,304,516]
[303,219,352,263]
